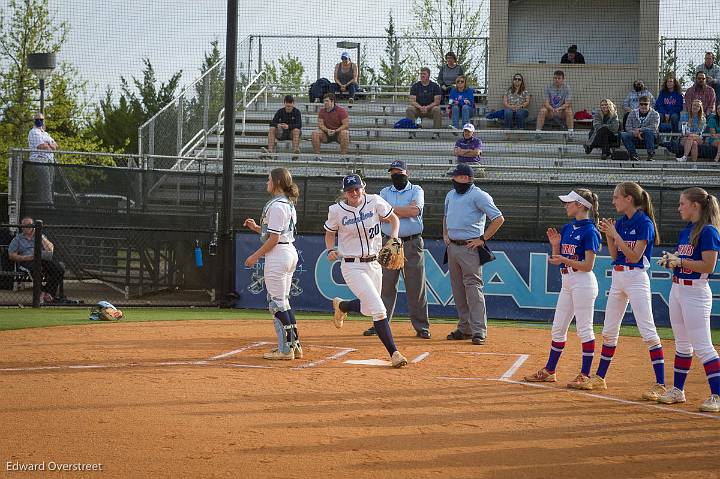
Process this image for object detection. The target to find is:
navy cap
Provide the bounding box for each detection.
[448,162,475,177]
[342,174,366,191]
[387,160,407,172]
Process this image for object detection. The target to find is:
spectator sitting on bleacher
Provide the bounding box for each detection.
[621,96,659,161]
[535,70,574,135]
[700,111,719,162]
[655,74,684,133]
[697,52,720,108]
[584,99,619,160]
[438,51,464,100]
[622,79,654,126]
[333,52,359,103]
[406,67,442,136]
[449,75,475,130]
[685,71,717,115]
[453,123,482,164]
[677,99,707,162]
[560,45,585,64]
[8,216,65,305]
[502,73,530,130]
[312,93,350,159]
[262,95,301,160]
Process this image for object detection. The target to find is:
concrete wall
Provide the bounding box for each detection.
[488,0,660,119]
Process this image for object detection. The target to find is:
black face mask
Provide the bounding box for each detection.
[634,84,643,92]
[452,180,472,194]
[390,173,408,190]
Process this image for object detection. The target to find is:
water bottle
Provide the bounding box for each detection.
[194,240,203,268]
[415,116,422,126]
[680,111,689,135]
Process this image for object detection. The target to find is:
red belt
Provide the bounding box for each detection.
[613,265,635,271]
[672,276,694,286]
[560,267,578,274]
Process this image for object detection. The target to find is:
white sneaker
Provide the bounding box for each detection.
[677,155,687,162]
[294,343,303,359]
[699,394,720,412]
[657,386,686,404]
[263,348,295,360]
[391,351,408,368]
[642,383,667,401]
[332,297,346,329]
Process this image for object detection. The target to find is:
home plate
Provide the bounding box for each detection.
[344,359,391,366]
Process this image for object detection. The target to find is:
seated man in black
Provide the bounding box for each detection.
[8,216,65,304]
[561,45,585,64]
[262,95,302,160]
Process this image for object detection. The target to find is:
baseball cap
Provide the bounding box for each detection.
[341,51,350,60]
[342,174,366,191]
[462,123,475,133]
[387,160,407,172]
[558,190,592,209]
[448,162,474,177]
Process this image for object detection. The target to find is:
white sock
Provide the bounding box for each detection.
[568,129,574,133]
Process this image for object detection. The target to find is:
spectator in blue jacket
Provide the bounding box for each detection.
[449,75,475,129]
[655,74,684,133]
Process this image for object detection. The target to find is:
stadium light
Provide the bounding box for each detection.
[27,53,57,114]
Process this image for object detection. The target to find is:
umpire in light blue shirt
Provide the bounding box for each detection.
[443,163,504,345]
[363,160,431,339]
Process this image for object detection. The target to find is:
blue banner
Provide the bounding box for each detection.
[235,233,720,327]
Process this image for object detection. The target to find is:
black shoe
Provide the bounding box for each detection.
[601,150,611,160]
[471,335,486,345]
[446,330,472,340]
[647,151,655,161]
[583,144,592,155]
[363,326,377,336]
[630,155,640,162]
[416,330,431,340]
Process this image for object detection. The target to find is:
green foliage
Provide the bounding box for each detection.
[374,12,416,90]
[264,54,306,96]
[681,37,720,87]
[658,45,685,88]
[404,0,488,80]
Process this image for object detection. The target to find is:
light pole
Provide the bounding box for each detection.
[27,53,57,114]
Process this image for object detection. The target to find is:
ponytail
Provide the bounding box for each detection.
[270,167,300,204]
[617,182,660,245]
[641,190,661,245]
[575,188,599,225]
[682,187,720,246]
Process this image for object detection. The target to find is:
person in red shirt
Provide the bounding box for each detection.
[311,93,350,158]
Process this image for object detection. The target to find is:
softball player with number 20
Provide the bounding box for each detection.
[580,182,666,399]
[324,174,408,368]
[525,189,601,388]
[655,187,720,412]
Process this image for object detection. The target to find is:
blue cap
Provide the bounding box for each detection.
[341,51,350,60]
[387,160,407,172]
[342,174,366,191]
[448,162,474,177]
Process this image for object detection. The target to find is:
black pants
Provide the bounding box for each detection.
[588,127,619,153]
[20,259,65,297]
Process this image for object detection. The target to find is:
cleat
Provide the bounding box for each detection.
[263,348,295,360]
[567,373,590,389]
[657,386,686,404]
[391,351,408,368]
[332,297,346,329]
[699,394,720,412]
[363,326,377,336]
[294,343,304,359]
[575,374,607,391]
[642,383,667,401]
[524,368,556,383]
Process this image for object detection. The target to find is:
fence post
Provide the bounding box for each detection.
[483,38,489,95]
[258,36,263,71]
[673,39,678,77]
[203,75,210,132]
[316,37,321,80]
[177,96,184,155]
[32,220,43,308]
[149,119,155,156]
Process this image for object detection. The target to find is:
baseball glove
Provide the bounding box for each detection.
[377,238,405,270]
[657,250,681,269]
[89,300,124,321]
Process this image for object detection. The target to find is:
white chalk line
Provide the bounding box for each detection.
[412,352,430,364]
[207,341,268,360]
[294,348,356,369]
[499,354,530,380]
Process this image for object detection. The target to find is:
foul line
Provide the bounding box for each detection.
[294,348,356,369]
[412,352,430,364]
[207,342,267,361]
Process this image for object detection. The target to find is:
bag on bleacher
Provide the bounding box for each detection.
[393,118,418,129]
[611,150,630,161]
[485,110,504,120]
[574,109,593,121]
[309,78,333,103]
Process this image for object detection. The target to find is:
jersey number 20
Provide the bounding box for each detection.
[368,223,380,239]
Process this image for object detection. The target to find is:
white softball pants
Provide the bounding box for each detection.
[668,281,719,363]
[341,260,387,321]
[551,271,598,343]
[602,269,660,346]
[264,244,298,311]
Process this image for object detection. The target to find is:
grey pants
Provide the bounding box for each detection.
[381,236,430,332]
[447,242,487,339]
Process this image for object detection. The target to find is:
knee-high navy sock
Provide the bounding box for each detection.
[673,352,692,390]
[274,310,292,342]
[340,299,361,313]
[373,318,397,356]
[649,344,665,385]
[287,308,297,325]
[596,344,616,378]
[544,341,565,373]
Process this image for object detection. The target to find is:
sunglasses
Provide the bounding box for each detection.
[457,80,465,83]
[639,103,649,106]
[513,78,522,81]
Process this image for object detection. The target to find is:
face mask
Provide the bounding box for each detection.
[452,180,472,194]
[390,173,408,190]
[634,85,643,92]
[34,119,44,128]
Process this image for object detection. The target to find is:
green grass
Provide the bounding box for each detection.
[0,307,718,344]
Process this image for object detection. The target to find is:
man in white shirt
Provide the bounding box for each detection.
[27,112,58,206]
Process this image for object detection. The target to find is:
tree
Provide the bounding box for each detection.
[186,40,225,138]
[263,54,306,96]
[658,42,685,88]
[0,0,68,191]
[404,0,488,79]
[374,12,416,90]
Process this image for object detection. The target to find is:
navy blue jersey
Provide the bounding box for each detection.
[559,219,601,265]
[674,222,720,280]
[613,210,655,268]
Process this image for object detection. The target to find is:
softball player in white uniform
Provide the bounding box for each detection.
[656,187,720,412]
[580,182,666,400]
[324,174,408,368]
[524,189,601,388]
[243,168,302,360]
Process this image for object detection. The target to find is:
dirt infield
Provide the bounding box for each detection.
[1,319,718,479]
